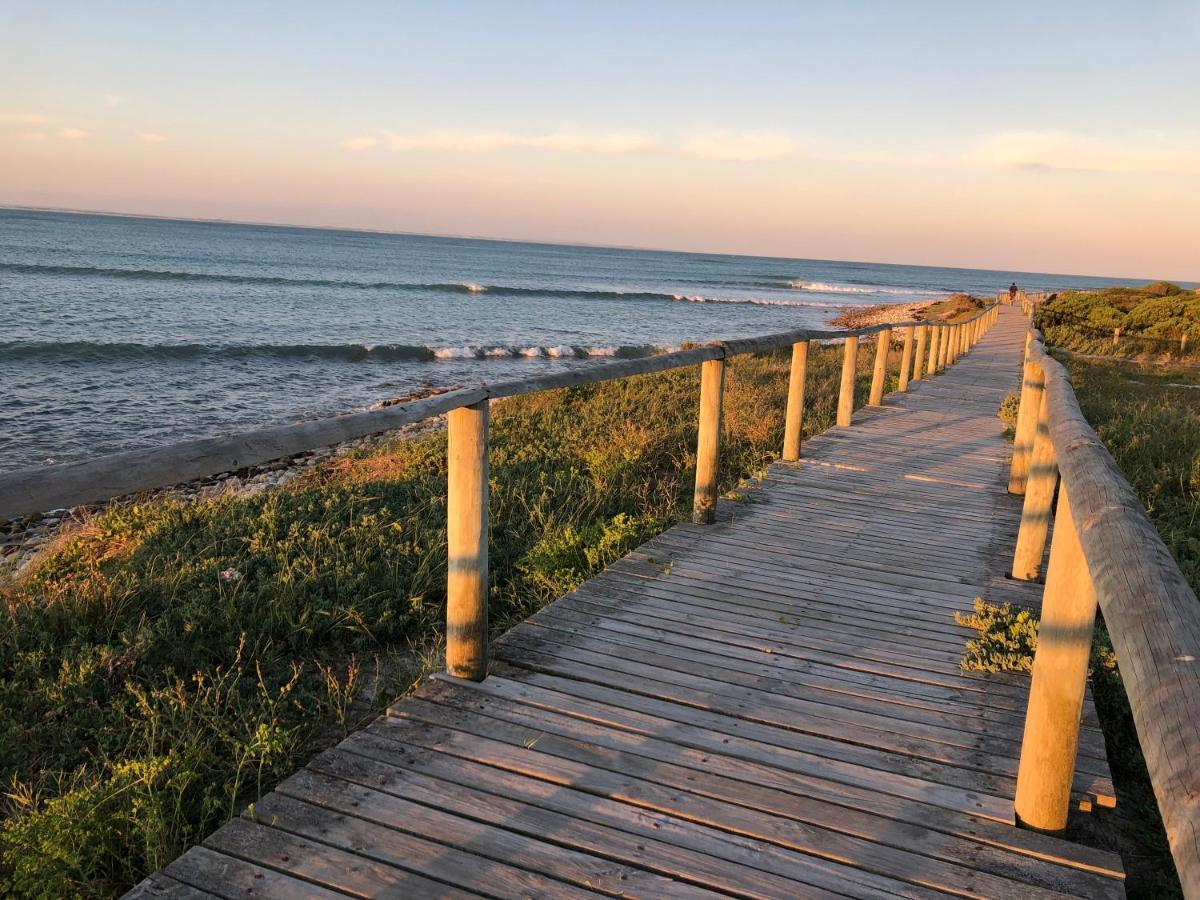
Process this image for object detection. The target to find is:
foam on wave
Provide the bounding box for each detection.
[3,340,671,363]
[788,279,945,296]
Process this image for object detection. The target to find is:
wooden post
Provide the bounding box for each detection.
[782,341,808,462]
[692,358,725,524]
[926,325,940,376]
[1014,488,1098,833]
[897,326,915,392]
[837,336,858,427]
[446,400,489,681]
[1008,356,1045,494]
[869,328,890,406]
[1012,389,1058,580]
[937,325,950,370]
[912,324,928,383]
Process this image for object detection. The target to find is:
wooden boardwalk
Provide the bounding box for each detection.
[133,307,1126,899]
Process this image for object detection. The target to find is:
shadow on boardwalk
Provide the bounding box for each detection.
[131,308,1126,899]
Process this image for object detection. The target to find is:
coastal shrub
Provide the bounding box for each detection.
[1036,283,1200,359]
[955,599,1038,673]
[997,391,1020,440]
[962,358,1197,896]
[0,342,883,895]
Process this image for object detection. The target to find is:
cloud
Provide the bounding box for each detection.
[104,94,129,108]
[680,131,801,162]
[0,113,48,125]
[341,128,808,161]
[974,130,1200,175]
[57,127,89,140]
[373,130,660,155]
[21,131,49,141]
[139,132,167,143]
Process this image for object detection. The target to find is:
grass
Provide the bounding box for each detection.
[0,341,900,897]
[1035,282,1200,361]
[920,292,989,323]
[965,353,1199,898]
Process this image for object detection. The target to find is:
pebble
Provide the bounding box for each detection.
[0,406,453,580]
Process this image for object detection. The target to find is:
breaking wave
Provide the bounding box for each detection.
[2,340,670,363]
[787,280,945,296]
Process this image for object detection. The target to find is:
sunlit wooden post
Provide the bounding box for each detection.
[1014,488,1098,833]
[869,328,890,406]
[897,326,915,392]
[446,400,490,681]
[693,357,725,524]
[1009,350,1044,494]
[937,325,950,371]
[782,340,809,462]
[912,324,928,383]
[837,336,858,426]
[926,325,940,376]
[1012,389,1058,580]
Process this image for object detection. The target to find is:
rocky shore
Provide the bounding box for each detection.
[827,298,941,329]
[0,391,452,581]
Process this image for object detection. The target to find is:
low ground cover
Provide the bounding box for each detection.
[0,342,891,897]
[1035,282,1200,361]
[967,352,1198,898]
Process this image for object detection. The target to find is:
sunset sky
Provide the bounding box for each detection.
[2,1,1198,279]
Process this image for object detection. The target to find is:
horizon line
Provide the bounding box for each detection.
[1,203,1190,286]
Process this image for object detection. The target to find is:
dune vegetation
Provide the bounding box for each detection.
[967,315,1199,898]
[1035,281,1200,361]
[0,339,912,897]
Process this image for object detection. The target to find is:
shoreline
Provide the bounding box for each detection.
[2,297,953,576]
[0,395,453,580]
[826,298,941,329]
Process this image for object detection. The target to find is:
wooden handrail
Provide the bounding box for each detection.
[1013,327,1200,894]
[3,303,997,690]
[0,307,998,521]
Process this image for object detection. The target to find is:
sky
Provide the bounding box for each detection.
[2,1,1199,279]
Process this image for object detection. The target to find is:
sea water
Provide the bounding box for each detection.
[0,208,1134,470]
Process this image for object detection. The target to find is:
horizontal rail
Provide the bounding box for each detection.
[1013,328,1200,894]
[0,307,996,521]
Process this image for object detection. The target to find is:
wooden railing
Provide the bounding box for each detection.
[1,306,997,674]
[1009,326,1200,895]
[995,290,1055,316]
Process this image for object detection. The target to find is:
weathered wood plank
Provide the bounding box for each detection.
[134,307,1124,898]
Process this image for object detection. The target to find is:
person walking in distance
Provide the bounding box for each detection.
[1009,281,1019,304]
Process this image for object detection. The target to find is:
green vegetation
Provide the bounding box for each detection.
[1035,282,1200,360]
[921,292,989,323]
[955,598,1038,672]
[0,343,888,897]
[1070,358,1199,898]
[997,391,1020,441]
[974,351,1198,898]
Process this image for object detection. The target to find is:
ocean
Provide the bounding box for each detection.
[0,208,1138,471]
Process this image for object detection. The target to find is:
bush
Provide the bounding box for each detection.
[1036,283,1200,359]
[1,344,877,895]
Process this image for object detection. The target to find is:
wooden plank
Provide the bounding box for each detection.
[245,791,617,899]
[368,711,1002,899]
[162,844,371,900]
[322,741,873,899]
[136,307,1123,898]
[422,675,1124,895]
[493,632,1114,805]
[271,768,718,898]
[204,818,481,898]
[122,874,218,900]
